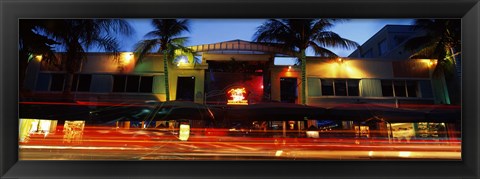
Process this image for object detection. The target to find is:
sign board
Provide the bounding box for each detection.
[179,124,190,141]
[227,87,248,105]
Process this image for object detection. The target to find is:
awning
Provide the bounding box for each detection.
[223,102,327,121]
[325,103,460,123]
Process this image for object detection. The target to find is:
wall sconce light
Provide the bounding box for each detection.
[123,53,133,64]
[287,66,292,71]
[337,58,343,63]
[35,55,43,61]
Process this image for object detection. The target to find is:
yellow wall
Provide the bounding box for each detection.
[270,58,433,105]
[306,58,394,79]
[133,54,206,103]
[80,53,121,73]
[203,54,272,61]
[270,66,301,102]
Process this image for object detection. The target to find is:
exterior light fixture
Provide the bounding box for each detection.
[288,66,292,71]
[176,56,188,66]
[35,55,43,61]
[337,58,343,63]
[428,59,437,67]
[123,53,133,64]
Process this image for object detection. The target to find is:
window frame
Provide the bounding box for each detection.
[112,74,154,93]
[321,78,360,97]
[381,79,419,98]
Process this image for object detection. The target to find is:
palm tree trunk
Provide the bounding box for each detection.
[63,72,74,95]
[163,50,170,101]
[300,49,308,132]
[300,49,307,105]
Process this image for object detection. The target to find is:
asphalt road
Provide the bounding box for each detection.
[19,128,461,160]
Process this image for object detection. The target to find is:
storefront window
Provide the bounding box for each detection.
[19,119,58,142]
[390,123,415,142]
[354,125,370,138]
[415,122,447,139]
[63,120,85,143]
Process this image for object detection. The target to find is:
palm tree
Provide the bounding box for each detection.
[134,19,193,101]
[41,19,134,94]
[404,19,461,76]
[404,19,461,104]
[19,20,60,93]
[253,19,359,105]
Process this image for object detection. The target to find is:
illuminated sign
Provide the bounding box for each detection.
[227,87,248,105]
[179,124,190,141]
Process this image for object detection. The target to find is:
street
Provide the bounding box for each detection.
[19,127,461,160]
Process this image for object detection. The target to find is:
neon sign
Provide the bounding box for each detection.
[227,87,248,105]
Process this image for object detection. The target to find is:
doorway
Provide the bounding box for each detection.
[176,76,195,101]
[280,77,297,103]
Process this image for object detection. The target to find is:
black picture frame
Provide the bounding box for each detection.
[1,0,479,178]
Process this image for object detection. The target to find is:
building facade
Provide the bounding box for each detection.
[20,36,460,141]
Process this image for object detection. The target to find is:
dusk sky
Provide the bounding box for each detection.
[123,19,414,58]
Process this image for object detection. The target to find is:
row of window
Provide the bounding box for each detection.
[321,79,360,96]
[381,80,418,97]
[45,74,154,93]
[320,79,421,98]
[42,74,426,98]
[112,75,153,93]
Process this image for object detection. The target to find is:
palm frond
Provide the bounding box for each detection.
[313,31,359,50]
[308,41,338,57]
[133,39,160,63]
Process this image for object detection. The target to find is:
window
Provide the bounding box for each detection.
[50,74,65,91]
[406,81,418,97]
[347,79,360,96]
[361,49,373,58]
[321,79,334,96]
[112,75,153,93]
[393,35,408,46]
[139,76,153,93]
[381,80,394,97]
[126,76,140,92]
[393,80,406,97]
[112,75,126,92]
[378,39,388,56]
[381,80,418,97]
[334,80,347,96]
[321,79,359,96]
[77,74,92,92]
